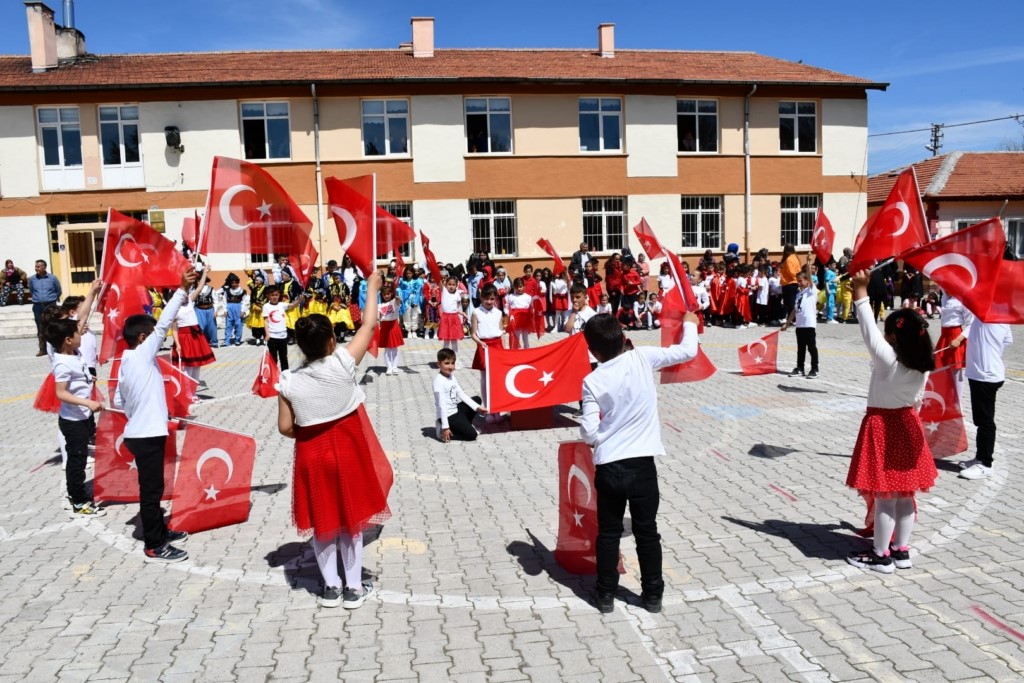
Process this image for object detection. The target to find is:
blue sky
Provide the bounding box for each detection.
[2,0,1022,174]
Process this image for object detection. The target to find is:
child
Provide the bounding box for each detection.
[584,261,603,310]
[657,262,674,299]
[824,262,839,324]
[734,266,752,327]
[378,284,403,375]
[424,290,440,339]
[246,274,268,346]
[596,293,612,315]
[493,268,512,310]
[958,315,1013,480]
[433,348,487,442]
[116,268,198,562]
[566,283,598,417]
[620,261,642,322]
[459,297,472,337]
[327,293,353,342]
[438,276,463,354]
[551,271,570,332]
[222,273,247,346]
[935,292,972,373]
[836,275,854,323]
[921,287,940,319]
[752,267,768,326]
[780,256,818,379]
[505,277,533,349]
[579,311,699,612]
[172,268,216,386]
[470,284,505,422]
[631,295,647,330]
[277,271,391,608]
[768,268,783,323]
[648,293,663,329]
[845,270,937,572]
[281,271,304,344]
[262,286,304,372]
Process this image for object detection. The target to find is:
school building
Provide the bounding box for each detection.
[0,3,886,295]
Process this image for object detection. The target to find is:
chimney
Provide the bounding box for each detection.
[24,1,58,72]
[411,17,434,58]
[62,0,74,27]
[598,23,615,58]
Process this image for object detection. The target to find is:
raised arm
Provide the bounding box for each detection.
[140,268,197,360]
[75,279,102,335]
[851,269,897,367]
[345,270,382,364]
[642,312,700,370]
[188,268,208,302]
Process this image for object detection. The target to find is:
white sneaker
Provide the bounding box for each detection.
[959,463,991,480]
[748,322,758,328]
[827,319,840,324]
[957,458,979,470]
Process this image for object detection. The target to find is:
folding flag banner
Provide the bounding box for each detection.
[811,209,835,265]
[485,334,592,413]
[157,357,199,418]
[536,237,566,275]
[420,231,443,285]
[325,175,415,277]
[94,410,177,503]
[738,331,780,376]
[101,209,191,290]
[849,167,929,274]
[251,350,280,398]
[554,441,623,575]
[97,284,149,365]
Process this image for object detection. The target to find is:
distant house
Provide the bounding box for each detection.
[868,151,1024,258]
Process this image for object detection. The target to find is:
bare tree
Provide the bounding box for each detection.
[998,134,1024,151]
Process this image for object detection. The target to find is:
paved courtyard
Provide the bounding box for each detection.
[2,319,1023,682]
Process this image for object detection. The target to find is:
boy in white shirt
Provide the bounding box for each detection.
[579,311,699,614]
[566,284,597,417]
[959,317,1014,480]
[262,286,303,371]
[780,256,819,379]
[433,348,487,442]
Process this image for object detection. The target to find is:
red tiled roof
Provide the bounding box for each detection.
[0,49,886,91]
[869,152,1024,203]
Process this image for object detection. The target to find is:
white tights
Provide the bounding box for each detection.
[442,339,459,357]
[513,330,530,349]
[384,348,399,372]
[873,496,915,556]
[311,532,363,590]
[183,365,201,382]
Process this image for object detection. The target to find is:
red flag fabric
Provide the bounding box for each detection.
[376,205,416,260]
[157,357,198,418]
[658,284,716,384]
[251,350,280,398]
[168,422,255,534]
[632,218,698,311]
[394,249,406,276]
[325,176,413,276]
[899,218,1008,323]
[101,209,191,292]
[200,156,313,259]
[485,334,592,413]
[738,331,780,376]
[94,410,177,503]
[811,209,836,265]
[420,231,443,285]
[919,366,962,422]
[850,167,929,274]
[985,258,1024,324]
[923,414,969,459]
[633,218,666,259]
[554,441,623,575]
[98,284,149,365]
[293,234,319,287]
[181,213,198,250]
[536,238,566,275]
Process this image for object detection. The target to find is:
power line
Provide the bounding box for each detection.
[869,113,1023,138]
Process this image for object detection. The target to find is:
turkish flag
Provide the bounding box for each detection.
[659,285,715,384]
[849,167,929,274]
[251,350,280,398]
[181,212,198,251]
[93,410,177,503]
[899,218,1008,323]
[811,209,836,265]
[101,209,190,289]
[325,175,414,277]
[157,357,198,418]
[738,331,780,376]
[200,156,313,259]
[554,441,624,575]
[485,334,592,413]
[420,231,443,284]
[98,284,149,365]
[293,233,320,287]
[376,205,416,259]
[923,415,968,459]
[536,237,566,275]
[633,217,666,259]
[919,366,962,422]
[984,258,1024,324]
[168,421,255,534]
[394,249,406,276]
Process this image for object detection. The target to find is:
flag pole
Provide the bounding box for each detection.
[838,256,896,281]
[372,173,378,275]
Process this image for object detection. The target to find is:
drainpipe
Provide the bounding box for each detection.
[312,83,325,263]
[744,83,758,261]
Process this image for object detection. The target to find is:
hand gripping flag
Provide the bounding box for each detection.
[420,230,443,285]
[101,209,191,290]
[811,209,836,265]
[554,441,624,575]
[251,349,280,398]
[168,421,256,533]
[536,237,566,275]
[738,331,780,376]
[849,167,929,274]
[485,334,592,413]
[93,410,177,503]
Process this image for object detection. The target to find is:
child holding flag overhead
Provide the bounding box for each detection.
[172,267,216,387]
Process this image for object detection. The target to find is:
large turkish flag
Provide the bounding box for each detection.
[93,410,177,503]
[485,334,592,413]
[554,441,624,575]
[100,209,190,291]
[811,209,836,265]
[849,167,929,274]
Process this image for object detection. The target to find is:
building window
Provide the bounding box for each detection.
[780,195,819,246]
[465,98,512,154]
[579,98,622,152]
[1007,219,1024,259]
[582,197,625,252]
[241,102,291,160]
[680,196,722,250]
[470,200,517,255]
[362,100,409,156]
[779,101,816,153]
[99,105,140,166]
[379,201,414,260]
[954,218,985,232]
[677,100,717,153]
[37,107,83,168]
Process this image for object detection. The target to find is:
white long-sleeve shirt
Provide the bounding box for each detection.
[691,283,710,311]
[854,297,926,409]
[580,322,698,465]
[116,288,187,438]
[965,317,1013,383]
[432,373,480,428]
[939,294,973,332]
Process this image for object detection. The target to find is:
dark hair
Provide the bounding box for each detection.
[39,303,63,330]
[523,263,533,272]
[266,285,281,296]
[512,277,525,289]
[883,309,935,373]
[583,314,625,362]
[481,284,498,298]
[295,314,334,361]
[35,259,47,267]
[437,347,457,364]
[45,319,79,350]
[123,314,157,349]
[569,283,587,297]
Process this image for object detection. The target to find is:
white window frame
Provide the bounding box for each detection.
[680,196,723,251]
[240,101,292,160]
[582,197,626,252]
[780,195,820,246]
[578,97,623,153]
[98,104,144,188]
[36,106,85,191]
[361,99,410,157]
[677,99,718,154]
[464,97,513,155]
[378,201,414,262]
[779,101,817,154]
[470,199,518,256]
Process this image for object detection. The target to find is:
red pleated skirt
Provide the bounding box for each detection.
[171,325,216,367]
[935,326,967,370]
[472,336,505,371]
[292,405,393,540]
[847,407,937,497]
[378,319,404,348]
[554,294,569,311]
[438,312,463,341]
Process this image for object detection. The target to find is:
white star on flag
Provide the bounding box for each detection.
[573,509,583,526]
[127,459,137,470]
[539,371,554,386]
[107,308,121,325]
[754,356,763,363]
[204,484,220,501]
[257,200,272,219]
[925,422,939,435]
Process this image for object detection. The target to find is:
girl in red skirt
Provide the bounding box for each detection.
[551,270,570,332]
[277,270,391,609]
[172,268,216,388]
[505,278,533,350]
[936,292,971,375]
[846,270,937,573]
[438,276,464,356]
[377,283,403,376]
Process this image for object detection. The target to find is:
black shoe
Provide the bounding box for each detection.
[789,367,804,377]
[320,585,342,608]
[846,550,893,574]
[888,545,912,569]
[594,592,615,614]
[806,370,819,379]
[640,593,662,613]
[144,543,188,563]
[166,530,189,544]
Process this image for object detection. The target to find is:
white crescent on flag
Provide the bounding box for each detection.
[196,448,234,483]
[921,390,947,417]
[921,253,978,289]
[505,364,538,399]
[114,234,143,268]
[883,201,911,237]
[331,205,358,252]
[219,184,257,231]
[566,464,593,505]
[166,373,182,398]
[746,338,769,359]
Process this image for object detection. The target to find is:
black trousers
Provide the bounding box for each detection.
[33,301,55,353]
[608,290,622,315]
[795,327,818,372]
[446,402,479,441]
[969,379,1003,466]
[251,326,265,341]
[869,297,884,321]
[59,415,95,504]
[124,436,168,550]
[267,337,289,371]
[781,284,799,320]
[595,456,663,598]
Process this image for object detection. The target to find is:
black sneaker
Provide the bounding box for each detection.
[343,580,375,609]
[889,545,912,569]
[789,367,804,377]
[640,593,663,613]
[166,530,189,544]
[806,370,819,379]
[144,543,188,563]
[846,550,894,574]
[594,592,615,614]
[320,586,342,608]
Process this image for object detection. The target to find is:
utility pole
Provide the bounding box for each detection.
[925,123,944,156]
